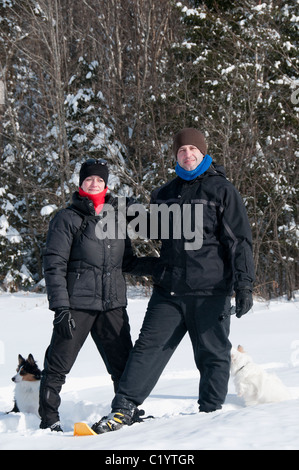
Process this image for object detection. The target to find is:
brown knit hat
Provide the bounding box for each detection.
[173,128,207,157]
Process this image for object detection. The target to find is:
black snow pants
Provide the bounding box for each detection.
[39,307,132,427]
[112,288,231,413]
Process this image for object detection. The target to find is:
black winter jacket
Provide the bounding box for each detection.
[150,163,255,296]
[43,192,157,311]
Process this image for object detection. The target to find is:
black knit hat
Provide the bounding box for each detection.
[173,128,207,157]
[79,159,109,187]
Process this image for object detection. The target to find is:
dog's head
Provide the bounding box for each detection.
[12,354,42,383]
[230,345,252,375]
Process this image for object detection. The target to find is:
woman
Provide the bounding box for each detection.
[39,159,156,431]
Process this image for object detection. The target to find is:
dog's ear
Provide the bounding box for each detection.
[18,354,25,365]
[27,354,36,365]
[237,345,245,353]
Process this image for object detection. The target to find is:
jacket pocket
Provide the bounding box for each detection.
[185,251,226,290]
[152,262,166,284]
[67,269,96,298]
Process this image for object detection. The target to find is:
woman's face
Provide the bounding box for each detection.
[81,175,105,194]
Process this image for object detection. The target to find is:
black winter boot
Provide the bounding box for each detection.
[91,407,145,434]
[40,420,63,432]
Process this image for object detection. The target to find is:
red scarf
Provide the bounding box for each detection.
[79,187,108,214]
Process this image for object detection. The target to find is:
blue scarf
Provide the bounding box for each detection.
[175,154,213,181]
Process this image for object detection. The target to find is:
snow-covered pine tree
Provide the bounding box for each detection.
[0,0,49,289]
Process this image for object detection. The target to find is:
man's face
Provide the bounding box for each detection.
[177,145,204,171]
[81,175,105,194]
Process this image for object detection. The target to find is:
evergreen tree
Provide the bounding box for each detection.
[64,56,124,193]
[0,0,48,289]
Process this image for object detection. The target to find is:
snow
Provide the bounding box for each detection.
[0,289,298,450]
[40,205,57,217]
[0,215,22,243]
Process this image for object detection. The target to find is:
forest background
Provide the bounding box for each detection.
[0,0,298,300]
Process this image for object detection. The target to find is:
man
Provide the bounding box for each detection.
[91,128,255,433]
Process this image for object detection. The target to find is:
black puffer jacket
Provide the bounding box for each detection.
[43,192,157,312]
[151,163,255,296]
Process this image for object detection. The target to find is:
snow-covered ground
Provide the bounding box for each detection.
[0,288,298,450]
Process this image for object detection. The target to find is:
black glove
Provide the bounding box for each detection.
[235,289,253,318]
[53,307,75,339]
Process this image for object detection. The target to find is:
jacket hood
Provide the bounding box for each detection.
[206,163,226,178]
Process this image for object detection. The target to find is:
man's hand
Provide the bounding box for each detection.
[235,290,253,318]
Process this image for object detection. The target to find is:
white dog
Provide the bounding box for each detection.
[230,345,291,406]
